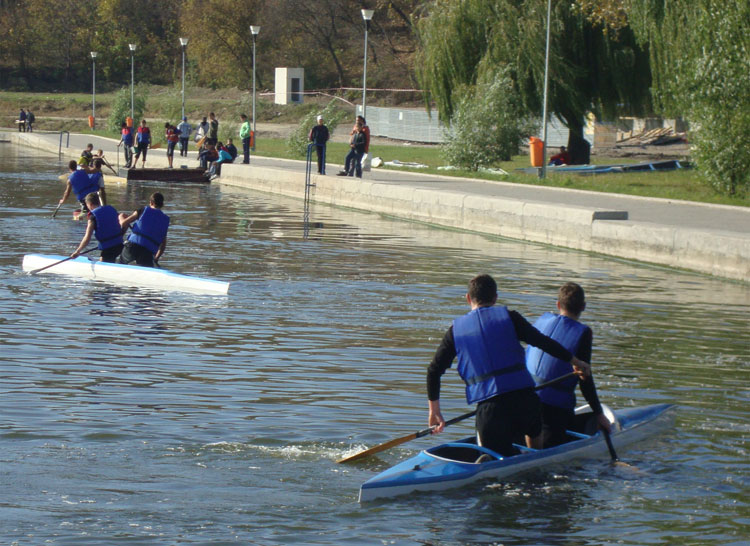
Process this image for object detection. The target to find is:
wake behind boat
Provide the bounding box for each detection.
[359,403,674,502]
[23,254,229,295]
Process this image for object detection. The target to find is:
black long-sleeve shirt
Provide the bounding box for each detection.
[427,309,573,401]
[567,325,603,415]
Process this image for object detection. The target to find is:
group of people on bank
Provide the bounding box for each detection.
[60,154,169,268]
[428,274,611,456]
[308,115,370,177]
[16,108,36,132]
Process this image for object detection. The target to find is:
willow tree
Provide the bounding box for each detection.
[415,0,651,163]
[626,0,749,195]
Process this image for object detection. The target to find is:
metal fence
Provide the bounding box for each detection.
[356,105,570,147]
[356,105,446,144]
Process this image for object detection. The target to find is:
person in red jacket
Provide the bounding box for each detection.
[549,146,572,166]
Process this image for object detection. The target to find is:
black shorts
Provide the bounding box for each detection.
[541,403,575,448]
[100,243,124,263]
[118,241,154,267]
[475,387,542,457]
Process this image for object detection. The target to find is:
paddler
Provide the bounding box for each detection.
[71,192,132,263]
[59,160,102,214]
[87,159,107,206]
[426,274,591,457]
[117,192,169,267]
[78,143,94,167]
[526,282,611,447]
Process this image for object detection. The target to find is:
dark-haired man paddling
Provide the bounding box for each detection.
[71,192,131,263]
[118,192,169,267]
[427,274,591,457]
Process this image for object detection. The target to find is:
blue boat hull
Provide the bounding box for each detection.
[359,403,675,502]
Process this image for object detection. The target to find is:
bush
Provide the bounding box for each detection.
[285,100,348,157]
[441,68,538,171]
[107,86,146,134]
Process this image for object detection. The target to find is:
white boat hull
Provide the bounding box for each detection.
[23,254,229,295]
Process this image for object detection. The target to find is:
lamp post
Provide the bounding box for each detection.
[179,37,189,120]
[250,25,260,150]
[361,9,374,120]
[540,0,552,179]
[90,51,97,129]
[129,44,136,122]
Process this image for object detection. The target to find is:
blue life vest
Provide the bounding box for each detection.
[453,306,534,404]
[128,206,169,255]
[91,205,122,250]
[526,312,587,409]
[89,171,103,188]
[136,127,151,144]
[122,127,134,146]
[69,169,100,202]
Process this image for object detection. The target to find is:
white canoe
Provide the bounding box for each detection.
[23,254,229,295]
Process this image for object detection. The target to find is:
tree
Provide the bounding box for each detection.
[442,69,538,170]
[415,0,652,163]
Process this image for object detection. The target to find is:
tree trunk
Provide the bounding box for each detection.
[565,120,590,165]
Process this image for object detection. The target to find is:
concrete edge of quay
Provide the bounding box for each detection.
[4,130,748,283]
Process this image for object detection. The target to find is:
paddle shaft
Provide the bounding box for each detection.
[337,371,578,464]
[602,428,620,462]
[51,202,62,218]
[29,247,97,275]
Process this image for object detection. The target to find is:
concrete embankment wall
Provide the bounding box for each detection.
[219,163,750,283]
[4,130,748,282]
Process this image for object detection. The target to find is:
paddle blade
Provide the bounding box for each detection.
[337,432,419,464]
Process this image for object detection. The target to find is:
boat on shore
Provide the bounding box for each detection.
[359,403,674,502]
[22,254,229,295]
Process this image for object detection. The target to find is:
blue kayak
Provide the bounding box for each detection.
[359,403,674,502]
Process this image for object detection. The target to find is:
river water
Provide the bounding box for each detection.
[1,143,748,545]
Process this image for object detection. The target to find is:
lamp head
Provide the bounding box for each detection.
[250,25,261,35]
[129,43,136,52]
[361,9,374,21]
[179,37,189,47]
[90,51,97,59]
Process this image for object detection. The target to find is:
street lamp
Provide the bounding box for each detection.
[129,44,136,122]
[179,37,189,119]
[90,51,97,129]
[540,0,552,179]
[361,9,374,120]
[250,25,260,151]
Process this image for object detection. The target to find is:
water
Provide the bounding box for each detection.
[1,143,748,545]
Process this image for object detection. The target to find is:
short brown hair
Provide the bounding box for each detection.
[150,192,164,208]
[468,274,497,305]
[558,282,585,315]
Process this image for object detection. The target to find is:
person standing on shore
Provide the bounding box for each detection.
[118,122,134,168]
[239,113,251,164]
[17,108,26,132]
[134,119,151,168]
[177,117,192,157]
[26,108,35,132]
[165,122,179,168]
[207,112,219,146]
[309,115,330,175]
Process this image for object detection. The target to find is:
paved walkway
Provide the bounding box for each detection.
[5,129,749,282]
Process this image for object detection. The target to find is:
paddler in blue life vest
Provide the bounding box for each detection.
[117,192,169,267]
[59,160,102,214]
[426,274,591,457]
[526,282,611,447]
[71,192,132,263]
[86,159,107,206]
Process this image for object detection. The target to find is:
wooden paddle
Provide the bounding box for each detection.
[51,202,63,218]
[337,371,578,464]
[28,247,97,275]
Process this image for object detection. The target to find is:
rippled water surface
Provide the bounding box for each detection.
[1,144,748,545]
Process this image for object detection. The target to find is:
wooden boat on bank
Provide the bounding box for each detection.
[22,254,229,295]
[358,403,674,502]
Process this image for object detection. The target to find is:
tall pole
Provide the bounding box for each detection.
[179,38,189,120]
[250,26,260,151]
[129,44,136,121]
[90,51,97,129]
[361,9,374,119]
[540,0,552,179]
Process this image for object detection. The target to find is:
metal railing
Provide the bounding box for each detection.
[58,131,70,156]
